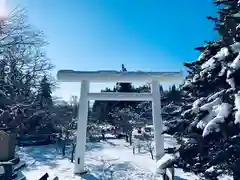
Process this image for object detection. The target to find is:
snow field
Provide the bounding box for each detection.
[17,135,199,180]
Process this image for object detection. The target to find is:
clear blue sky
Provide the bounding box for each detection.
[9,0,217,100]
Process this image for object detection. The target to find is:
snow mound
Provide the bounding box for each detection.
[156,154,176,174]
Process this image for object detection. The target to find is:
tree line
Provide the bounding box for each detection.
[0,7,181,139]
[92,64,181,144]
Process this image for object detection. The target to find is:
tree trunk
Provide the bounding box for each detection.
[136,138,141,153]
[150,149,154,160]
[102,132,105,141]
[129,132,132,145]
[138,143,141,153]
[62,141,66,157]
[125,134,129,142]
[122,128,129,142]
[71,143,76,163]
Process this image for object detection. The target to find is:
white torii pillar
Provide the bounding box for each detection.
[57,70,183,174]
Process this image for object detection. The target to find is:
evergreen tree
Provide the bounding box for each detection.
[92,87,116,123]
[166,85,182,103]
[165,1,240,179]
[37,75,53,109]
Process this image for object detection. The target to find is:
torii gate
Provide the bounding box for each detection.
[57,69,183,174]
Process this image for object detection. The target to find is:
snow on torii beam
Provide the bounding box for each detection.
[57,70,182,83]
[57,70,183,174]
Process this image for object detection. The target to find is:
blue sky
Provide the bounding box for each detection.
[9,0,218,101]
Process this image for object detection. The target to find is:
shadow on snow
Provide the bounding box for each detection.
[80,173,100,180]
[17,141,111,172]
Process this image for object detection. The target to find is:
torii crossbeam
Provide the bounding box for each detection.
[57,70,183,174]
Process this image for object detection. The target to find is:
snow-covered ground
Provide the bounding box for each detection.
[16,135,200,180]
